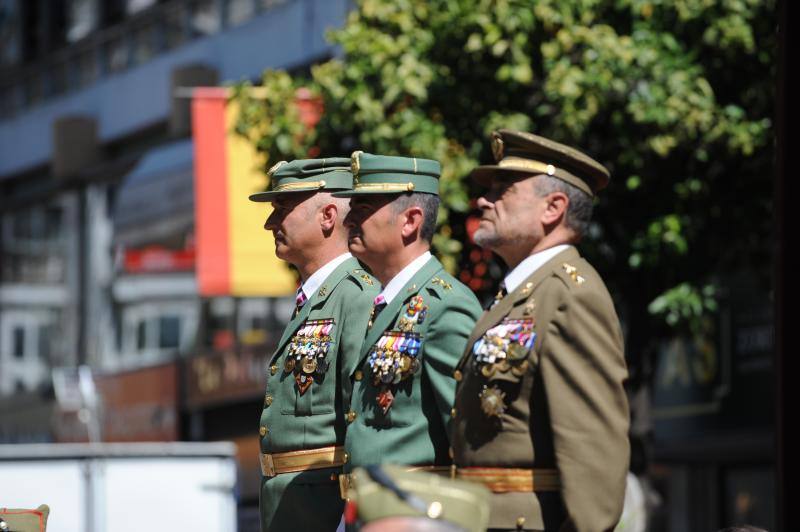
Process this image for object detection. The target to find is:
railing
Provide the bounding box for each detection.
[0,0,290,120]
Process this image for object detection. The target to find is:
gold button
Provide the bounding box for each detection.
[346,411,357,423]
[450,407,457,417]
[270,365,278,375]
[453,370,463,382]
[354,370,363,381]
[264,395,273,406]
[259,426,268,437]
[516,516,526,529]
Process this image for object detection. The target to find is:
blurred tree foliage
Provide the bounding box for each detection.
[234,0,775,369]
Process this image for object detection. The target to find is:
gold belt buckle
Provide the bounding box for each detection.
[260,453,276,478]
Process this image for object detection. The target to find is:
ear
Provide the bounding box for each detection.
[541,192,569,226]
[400,205,424,239]
[319,202,338,232]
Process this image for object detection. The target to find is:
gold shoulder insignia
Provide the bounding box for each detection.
[360,274,374,286]
[318,286,328,297]
[561,263,586,285]
[431,277,452,290]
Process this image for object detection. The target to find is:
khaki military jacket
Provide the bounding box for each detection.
[345,256,481,469]
[452,247,630,531]
[259,256,378,532]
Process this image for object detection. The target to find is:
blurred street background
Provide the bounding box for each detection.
[0,0,783,531]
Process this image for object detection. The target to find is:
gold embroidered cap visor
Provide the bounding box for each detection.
[248,157,354,202]
[333,151,441,197]
[469,129,610,197]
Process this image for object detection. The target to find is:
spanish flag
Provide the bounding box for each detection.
[191,87,295,296]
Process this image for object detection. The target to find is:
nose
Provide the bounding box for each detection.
[264,210,279,231]
[476,196,493,209]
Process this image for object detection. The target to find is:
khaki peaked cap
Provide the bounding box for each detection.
[470,129,610,196]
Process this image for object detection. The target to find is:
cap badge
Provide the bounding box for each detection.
[491,132,504,162]
[267,160,288,176]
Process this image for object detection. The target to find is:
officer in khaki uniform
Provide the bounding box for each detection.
[336,153,482,475]
[451,131,630,531]
[250,158,379,531]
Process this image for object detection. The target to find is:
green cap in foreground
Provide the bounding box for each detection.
[248,157,353,202]
[334,151,441,196]
[346,465,490,532]
[470,129,610,197]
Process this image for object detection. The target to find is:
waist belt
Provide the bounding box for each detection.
[260,445,346,478]
[455,467,561,493]
[339,465,451,499]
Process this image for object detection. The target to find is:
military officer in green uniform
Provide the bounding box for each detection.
[451,130,630,531]
[336,152,482,476]
[250,158,379,531]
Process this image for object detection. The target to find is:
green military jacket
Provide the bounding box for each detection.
[344,255,481,469]
[451,247,630,531]
[259,256,378,532]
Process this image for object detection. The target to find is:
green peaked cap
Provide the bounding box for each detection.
[248,157,353,202]
[334,151,441,197]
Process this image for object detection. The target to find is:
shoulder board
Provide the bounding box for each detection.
[554,261,587,287]
[347,268,377,289]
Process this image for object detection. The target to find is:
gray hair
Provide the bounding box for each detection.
[314,192,350,219]
[532,175,593,237]
[391,192,440,243]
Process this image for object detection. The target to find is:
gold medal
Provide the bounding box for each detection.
[302,356,318,374]
[507,343,528,361]
[480,364,497,378]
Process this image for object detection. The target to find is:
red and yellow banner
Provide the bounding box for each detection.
[191,87,295,296]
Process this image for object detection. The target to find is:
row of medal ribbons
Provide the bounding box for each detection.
[285,318,335,374]
[368,331,422,385]
[472,319,536,366]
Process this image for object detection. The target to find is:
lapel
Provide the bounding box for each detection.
[269,257,358,364]
[359,255,444,360]
[456,247,580,370]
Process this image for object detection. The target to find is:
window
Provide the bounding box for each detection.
[158,316,181,349]
[136,320,147,351]
[38,324,53,360]
[12,326,25,358]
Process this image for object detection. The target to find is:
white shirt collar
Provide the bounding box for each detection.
[379,251,432,304]
[300,252,352,299]
[503,245,572,293]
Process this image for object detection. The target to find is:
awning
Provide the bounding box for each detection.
[113,139,195,247]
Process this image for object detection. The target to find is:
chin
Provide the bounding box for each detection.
[472,229,498,249]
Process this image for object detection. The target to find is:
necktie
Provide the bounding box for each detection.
[368,294,387,329]
[293,288,307,318]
